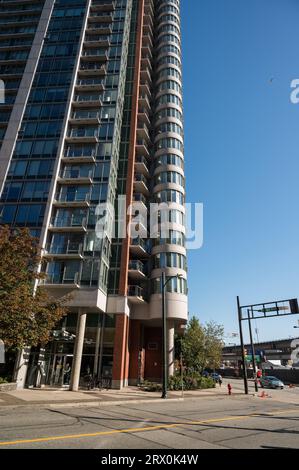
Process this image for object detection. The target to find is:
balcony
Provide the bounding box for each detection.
[58,169,93,185]
[134,174,149,196]
[140,66,152,83]
[48,216,88,233]
[73,94,103,107]
[78,63,107,77]
[53,192,91,208]
[88,12,113,23]
[135,155,149,176]
[90,1,116,12]
[81,49,108,62]
[130,237,150,257]
[138,93,151,111]
[128,260,146,280]
[65,129,99,144]
[62,151,96,164]
[41,270,80,289]
[76,78,105,92]
[132,193,148,211]
[127,285,145,303]
[136,122,150,143]
[138,107,151,127]
[69,111,100,125]
[84,36,110,47]
[85,25,112,36]
[44,242,84,260]
[136,139,150,158]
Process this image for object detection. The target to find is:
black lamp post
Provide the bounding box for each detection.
[161,272,184,399]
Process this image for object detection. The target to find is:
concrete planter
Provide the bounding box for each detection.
[0,382,17,392]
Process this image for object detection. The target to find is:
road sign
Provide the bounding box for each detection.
[245,355,261,363]
[257,306,288,313]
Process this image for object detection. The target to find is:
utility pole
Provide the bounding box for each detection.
[237,296,248,395]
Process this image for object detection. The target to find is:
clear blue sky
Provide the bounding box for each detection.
[181,0,299,343]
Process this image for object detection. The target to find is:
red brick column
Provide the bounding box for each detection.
[118,0,144,296]
[112,315,130,389]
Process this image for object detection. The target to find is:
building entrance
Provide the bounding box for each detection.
[49,354,73,387]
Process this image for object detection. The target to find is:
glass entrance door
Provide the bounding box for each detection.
[49,355,73,387]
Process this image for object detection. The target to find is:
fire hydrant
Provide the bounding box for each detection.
[228,383,232,395]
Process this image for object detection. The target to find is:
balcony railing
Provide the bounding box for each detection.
[129,260,145,273]
[45,242,83,256]
[128,285,144,298]
[131,237,149,253]
[56,192,91,204]
[61,169,93,180]
[42,270,80,286]
[50,216,87,230]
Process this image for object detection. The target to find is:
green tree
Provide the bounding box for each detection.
[180,317,224,373]
[203,321,224,370]
[0,226,68,348]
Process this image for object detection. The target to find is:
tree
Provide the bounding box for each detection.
[0,226,68,348]
[203,321,224,370]
[180,317,224,373]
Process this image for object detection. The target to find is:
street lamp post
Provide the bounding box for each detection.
[161,272,183,399]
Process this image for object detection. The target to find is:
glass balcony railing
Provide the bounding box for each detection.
[45,242,83,256]
[134,174,148,185]
[129,260,145,273]
[68,129,98,139]
[74,94,102,102]
[135,155,148,165]
[76,78,105,88]
[42,270,80,286]
[133,193,147,205]
[50,216,87,229]
[61,169,93,180]
[131,237,150,253]
[71,111,100,120]
[128,285,144,297]
[56,192,91,204]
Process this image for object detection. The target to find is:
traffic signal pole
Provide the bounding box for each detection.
[248,309,259,393]
[237,297,248,394]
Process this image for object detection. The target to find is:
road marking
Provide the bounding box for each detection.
[0,408,298,446]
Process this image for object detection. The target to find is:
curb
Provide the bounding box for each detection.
[0,392,254,411]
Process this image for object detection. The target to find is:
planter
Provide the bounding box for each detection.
[0,382,17,392]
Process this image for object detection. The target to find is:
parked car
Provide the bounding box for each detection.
[260,376,284,390]
[202,371,209,378]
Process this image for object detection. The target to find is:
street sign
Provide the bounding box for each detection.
[257,306,288,313]
[245,355,261,363]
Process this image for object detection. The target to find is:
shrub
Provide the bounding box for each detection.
[168,373,215,391]
[0,377,8,384]
[139,380,162,392]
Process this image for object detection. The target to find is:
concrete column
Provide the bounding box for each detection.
[112,314,129,389]
[70,310,87,392]
[13,348,31,389]
[167,321,175,377]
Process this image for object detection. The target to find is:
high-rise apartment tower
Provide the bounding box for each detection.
[0,0,187,389]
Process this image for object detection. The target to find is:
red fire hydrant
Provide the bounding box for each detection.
[228,383,232,395]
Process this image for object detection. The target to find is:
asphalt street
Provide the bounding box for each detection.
[0,382,298,449]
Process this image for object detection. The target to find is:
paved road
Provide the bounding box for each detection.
[0,390,298,449]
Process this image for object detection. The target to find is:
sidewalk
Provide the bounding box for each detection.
[0,384,241,409]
